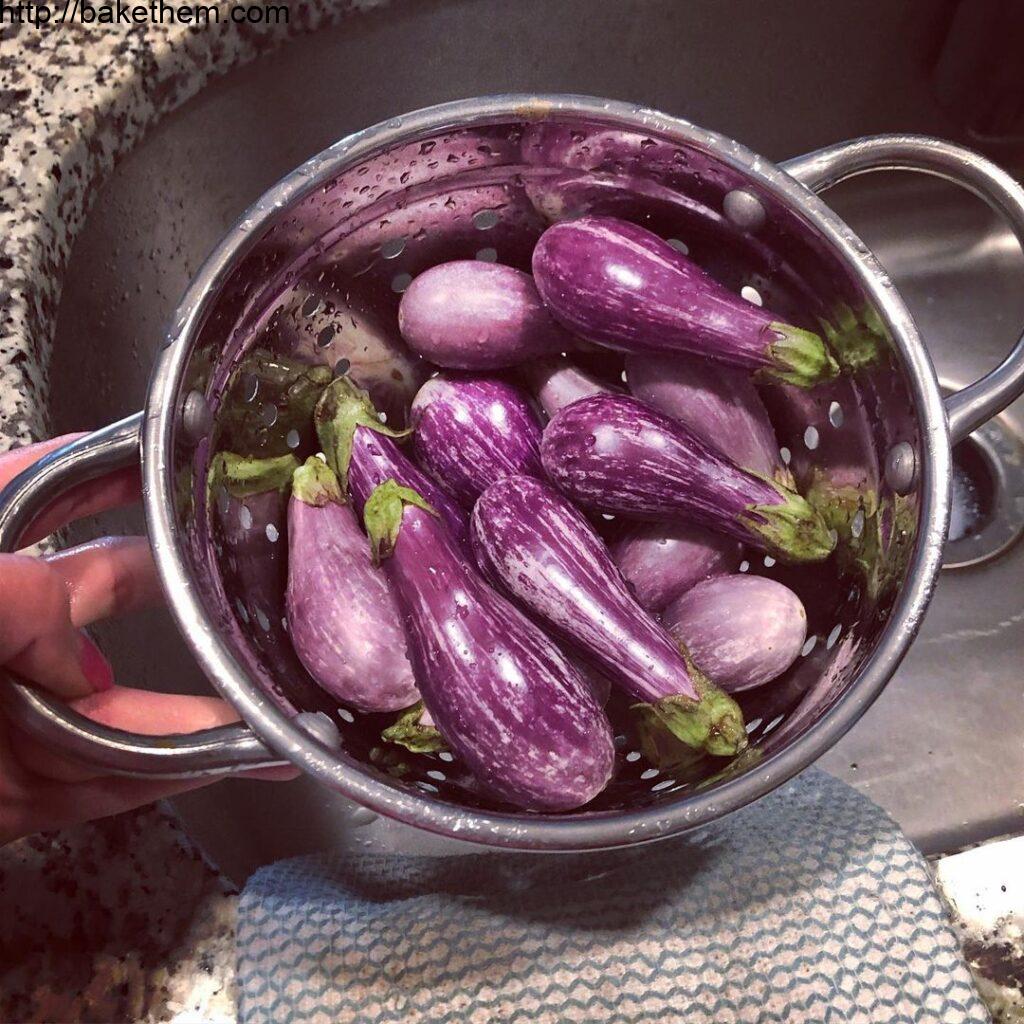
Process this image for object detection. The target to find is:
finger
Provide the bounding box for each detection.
[10,687,296,783]
[45,537,163,627]
[0,433,85,490]
[0,555,112,700]
[0,431,141,547]
[18,468,141,548]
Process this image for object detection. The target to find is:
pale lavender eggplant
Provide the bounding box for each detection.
[609,520,741,612]
[313,376,469,551]
[626,352,794,487]
[532,217,838,388]
[540,393,834,563]
[364,480,614,811]
[286,458,418,713]
[662,575,807,692]
[518,355,613,419]
[410,375,543,507]
[397,261,569,370]
[471,475,746,758]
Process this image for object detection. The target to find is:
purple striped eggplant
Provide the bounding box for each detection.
[519,355,613,419]
[540,393,834,563]
[471,475,746,760]
[397,261,570,370]
[609,520,741,612]
[662,575,807,692]
[363,479,614,811]
[382,649,613,756]
[410,375,543,507]
[532,216,838,387]
[626,352,794,487]
[209,449,298,618]
[209,450,331,716]
[313,376,469,551]
[285,457,418,713]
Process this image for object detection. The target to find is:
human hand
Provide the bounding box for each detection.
[0,434,295,847]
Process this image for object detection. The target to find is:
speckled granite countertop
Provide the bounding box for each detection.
[0,8,384,1022]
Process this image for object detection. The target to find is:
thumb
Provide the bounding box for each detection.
[0,554,113,700]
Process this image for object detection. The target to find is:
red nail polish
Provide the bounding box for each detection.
[78,633,114,693]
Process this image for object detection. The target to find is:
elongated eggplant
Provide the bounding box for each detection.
[208,450,336,716]
[364,479,614,811]
[519,360,740,607]
[313,376,469,550]
[541,393,834,563]
[286,458,418,713]
[471,475,746,760]
[382,650,612,757]
[398,261,569,370]
[519,355,613,419]
[209,450,298,615]
[626,351,793,487]
[662,575,807,692]
[532,216,838,387]
[609,520,741,612]
[411,375,543,507]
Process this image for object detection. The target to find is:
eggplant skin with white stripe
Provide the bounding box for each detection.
[286,457,418,713]
[411,374,543,508]
[363,479,614,812]
[532,216,838,387]
[398,260,569,370]
[471,475,747,760]
[662,575,807,692]
[540,393,835,564]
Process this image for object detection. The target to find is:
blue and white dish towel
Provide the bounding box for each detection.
[237,769,988,1023]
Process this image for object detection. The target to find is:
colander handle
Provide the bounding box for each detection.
[0,413,288,778]
[782,134,1024,444]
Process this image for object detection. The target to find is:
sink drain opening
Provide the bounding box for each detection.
[943,414,1024,569]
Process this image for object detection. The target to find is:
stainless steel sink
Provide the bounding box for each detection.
[49,0,1024,881]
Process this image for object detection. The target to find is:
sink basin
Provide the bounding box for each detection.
[49,0,1024,881]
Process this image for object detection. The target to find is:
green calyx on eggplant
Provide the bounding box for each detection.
[381,701,447,755]
[313,376,411,498]
[363,478,438,564]
[209,450,301,501]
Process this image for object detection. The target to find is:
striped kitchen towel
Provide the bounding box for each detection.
[236,768,988,1023]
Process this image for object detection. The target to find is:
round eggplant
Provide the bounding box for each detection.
[662,575,807,692]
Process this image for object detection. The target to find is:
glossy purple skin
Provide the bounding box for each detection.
[626,352,788,483]
[286,497,417,712]
[398,261,569,370]
[532,216,783,371]
[519,356,613,420]
[662,575,807,692]
[382,502,615,812]
[609,520,741,612]
[411,375,543,508]
[471,475,700,703]
[540,393,783,542]
[346,430,469,552]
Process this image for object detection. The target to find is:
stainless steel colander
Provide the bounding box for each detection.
[3,95,1023,851]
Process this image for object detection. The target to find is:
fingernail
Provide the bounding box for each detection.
[78,633,114,693]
